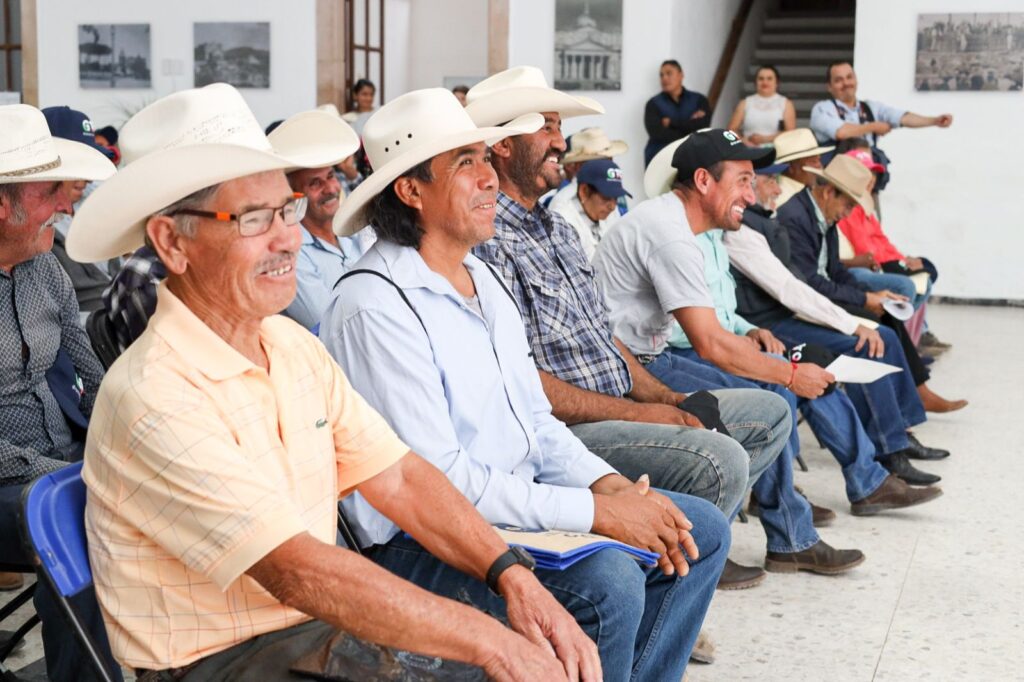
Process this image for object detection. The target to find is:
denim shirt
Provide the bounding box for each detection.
[0,253,104,484]
[284,225,374,329]
[472,192,633,398]
[668,230,756,350]
[321,240,615,547]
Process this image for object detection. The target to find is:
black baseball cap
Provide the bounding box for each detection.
[787,342,838,396]
[672,128,775,182]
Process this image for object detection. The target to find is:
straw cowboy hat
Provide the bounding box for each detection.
[563,127,628,164]
[804,154,873,210]
[464,66,604,127]
[644,129,774,199]
[67,83,360,262]
[332,88,542,237]
[772,128,835,164]
[0,104,115,184]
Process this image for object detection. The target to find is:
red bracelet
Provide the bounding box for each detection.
[784,361,798,390]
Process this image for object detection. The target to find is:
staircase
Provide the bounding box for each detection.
[744,10,856,127]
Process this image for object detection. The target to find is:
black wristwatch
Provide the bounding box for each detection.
[486,546,536,594]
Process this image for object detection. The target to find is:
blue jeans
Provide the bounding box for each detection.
[368,491,729,682]
[569,388,790,518]
[848,267,932,310]
[768,318,926,455]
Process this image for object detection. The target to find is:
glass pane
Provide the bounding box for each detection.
[0,53,7,91]
[352,0,366,46]
[10,0,21,44]
[352,49,366,81]
[11,48,21,93]
[368,0,381,48]
[368,51,381,101]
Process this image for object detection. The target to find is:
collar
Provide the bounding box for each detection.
[148,281,274,381]
[496,191,550,243]
[371,240,481,302]
[301,225,343,253]
[805,188,828,231]
[571,195,599,227]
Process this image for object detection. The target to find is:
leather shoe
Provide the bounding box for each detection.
[851,475,943,516]
[689,630,716,664]
[748,490,835,528]
[717,558,766,590]
[0,571,25,591]
[904,432,950,460]
[880,451,941,486]
[765,540,865,575]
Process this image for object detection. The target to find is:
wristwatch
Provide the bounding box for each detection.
[486,546,536,594]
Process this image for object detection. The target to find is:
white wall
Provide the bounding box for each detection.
[855,0,1024,300]
[36,0,316,129]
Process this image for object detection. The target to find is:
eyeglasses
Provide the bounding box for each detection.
[170,193,307,237]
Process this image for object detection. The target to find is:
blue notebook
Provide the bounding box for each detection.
[492,526,659,570]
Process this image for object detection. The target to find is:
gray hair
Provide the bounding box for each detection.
[153,183,222,238]
[0,183,27,225]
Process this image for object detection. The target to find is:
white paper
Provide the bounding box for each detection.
[882,299,914,321]
[910,272,930,295]
[825,355,902,384]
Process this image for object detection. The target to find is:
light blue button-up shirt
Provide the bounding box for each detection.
[668,229,756,349]
[320,240,616,547]
[809,98,905,146]
[284,225,374,329]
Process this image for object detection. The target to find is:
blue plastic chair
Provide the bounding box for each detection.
[20,462,118,682]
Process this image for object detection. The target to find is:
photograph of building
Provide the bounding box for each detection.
[194,22,270,89]
[554,0,622,91]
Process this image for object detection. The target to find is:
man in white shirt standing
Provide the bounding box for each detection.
[549,158,630,260]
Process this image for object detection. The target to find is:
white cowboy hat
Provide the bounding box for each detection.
[67,83,360,262]
[332,88,542,237]
[563,127,628,164]
[643,138,686,198]
[0,104,115,184]
[773,128,835,164]
[804,154,872,210]
[464,66,604,127]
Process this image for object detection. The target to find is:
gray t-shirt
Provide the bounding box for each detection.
[592,192,714,355]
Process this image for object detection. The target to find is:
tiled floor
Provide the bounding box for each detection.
[2,303,1021,681]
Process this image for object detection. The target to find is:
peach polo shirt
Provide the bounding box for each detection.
[83,282,409,670]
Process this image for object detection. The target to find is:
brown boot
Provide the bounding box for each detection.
[765,540,865,575]
[851,475,943,516]
[0,571,25,591]
[717,558,766,590]
[917,384,968,413]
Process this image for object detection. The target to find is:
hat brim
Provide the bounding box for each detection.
[563,140,628,164]
[756,162,790,175]
[775,144,835,164]
[333,113,544,237]
[465,87,604,127]
[643,138,686,198]
[803,166,872,211]
[0,138,116,184]
[67,112,361,263]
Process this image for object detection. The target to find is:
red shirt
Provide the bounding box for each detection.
[837,205,904,263]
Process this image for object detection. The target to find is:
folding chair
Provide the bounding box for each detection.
[85,310,121,370]
[0,564,38,681]
[337,506,363,556]
[19,462,118,682]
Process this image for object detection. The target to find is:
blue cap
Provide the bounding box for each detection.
[577,159,632,199]
[756,162,789,176]
[41,106,115,161]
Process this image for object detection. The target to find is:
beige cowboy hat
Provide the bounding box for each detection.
[773,128,834,164]
[563,127,628,164]
[464,66,604,127]
[804,154,873,210]
[0,104,115,184]
[66,83,360,262]
[333,88,542,237]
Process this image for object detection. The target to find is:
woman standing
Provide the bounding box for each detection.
[342,78,377,136]
[728,65,796,145]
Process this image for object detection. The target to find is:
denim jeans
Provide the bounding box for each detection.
[569,388,790,518]
[768,318,926,456]
[368,490,729,682]
[848,267,917,302]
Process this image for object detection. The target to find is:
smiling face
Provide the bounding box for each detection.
[754,173,782,210]
[153,171,302,323]
[354,84,376,112]
[827,62,858,104]
[0,181,73,270]
[287,166,342,234]
[408,142,499,249]
[498,112,567,203]
[705,160,757,231]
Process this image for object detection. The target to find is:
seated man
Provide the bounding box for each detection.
[322,88,728,681]
[772,128,834,216]
[1,102,117,680]
[777,154,967,413]
[467,67,792,590]
[595,130,876,575]
[546,126,628,213]
[729,162,952,482]
[70,84,594,681]
[549,158,630,260]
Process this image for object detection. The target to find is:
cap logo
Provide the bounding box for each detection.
[82,120,94,134]
[606,168,622,182]
[723,130,741,145]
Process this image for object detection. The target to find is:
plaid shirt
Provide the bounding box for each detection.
[472,192,632,397]
[102,246,166,352]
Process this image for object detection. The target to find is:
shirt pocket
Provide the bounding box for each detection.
[518,267,584,347]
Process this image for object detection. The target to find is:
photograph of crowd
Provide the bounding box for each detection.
[915,13,1023,91]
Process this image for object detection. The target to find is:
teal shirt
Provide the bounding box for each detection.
[668,229,757,350]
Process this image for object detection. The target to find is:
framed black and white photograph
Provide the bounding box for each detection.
[916,13,1024,91]
[78,24,151,89]
[194,22,270,89]
[554,0,622,91]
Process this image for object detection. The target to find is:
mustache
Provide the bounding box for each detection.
[317,192,341,207]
